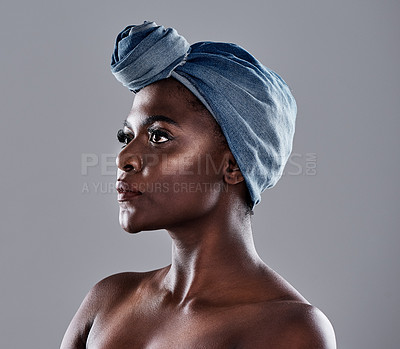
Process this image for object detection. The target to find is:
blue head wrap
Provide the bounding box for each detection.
[111,21,297,209]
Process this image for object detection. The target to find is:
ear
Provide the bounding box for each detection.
[223,153,245,185]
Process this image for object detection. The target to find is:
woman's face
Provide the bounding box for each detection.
[116,78,230,234]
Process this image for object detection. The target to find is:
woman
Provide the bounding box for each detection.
[61,22,336,348]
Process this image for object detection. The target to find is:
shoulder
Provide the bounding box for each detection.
[80,271,155,313]
[87,271,150,303]
[60,269,165,349]
[282,302,336,348]
[248,301,336,349]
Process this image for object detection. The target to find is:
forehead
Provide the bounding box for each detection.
[127,78,216,129]
[132,78,190,113]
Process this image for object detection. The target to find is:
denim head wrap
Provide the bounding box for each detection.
[111,21,297,209]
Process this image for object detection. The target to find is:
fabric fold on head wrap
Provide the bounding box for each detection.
[111,21,191,92]
[111,21,297,209]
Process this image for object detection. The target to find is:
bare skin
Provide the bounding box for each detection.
[61,78,336,348]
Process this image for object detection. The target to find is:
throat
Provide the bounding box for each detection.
[162,226,265,307]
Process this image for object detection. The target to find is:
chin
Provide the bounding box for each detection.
[119,209,142,234]
[122,225,142,234]
[119,208,163,234]
[119,219,146,234]
[120,219,144,234]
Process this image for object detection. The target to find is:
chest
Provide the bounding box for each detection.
[86,303,255,349]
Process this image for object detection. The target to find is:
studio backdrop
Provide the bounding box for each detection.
[0,1,399,348]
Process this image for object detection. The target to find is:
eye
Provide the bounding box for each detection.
[117,129,133,148]
[148,129,171,144]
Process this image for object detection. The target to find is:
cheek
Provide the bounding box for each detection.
[117,147,227,232]
[153,152,225,213]
[154,147,225,180]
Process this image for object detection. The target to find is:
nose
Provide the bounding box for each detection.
[116,145,143,173]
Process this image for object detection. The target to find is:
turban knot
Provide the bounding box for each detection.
[111,21,190,92]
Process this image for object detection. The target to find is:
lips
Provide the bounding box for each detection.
[116,181,142,202]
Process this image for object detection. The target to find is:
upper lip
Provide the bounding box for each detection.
[116,180,142,194]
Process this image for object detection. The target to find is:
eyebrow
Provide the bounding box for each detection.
[123,115,180,129]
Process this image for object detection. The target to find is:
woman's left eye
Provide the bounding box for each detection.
[149,129,171,144]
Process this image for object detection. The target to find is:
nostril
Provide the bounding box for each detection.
[118,154,141,173]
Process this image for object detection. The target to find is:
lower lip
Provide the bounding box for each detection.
[118,192,142,202]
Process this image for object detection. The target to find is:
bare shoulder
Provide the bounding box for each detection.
[244,301,337,349]
[60,269,166,349]
[280,302,336,348]
[84,270,155,304]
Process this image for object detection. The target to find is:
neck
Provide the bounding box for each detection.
[162,203,265,307]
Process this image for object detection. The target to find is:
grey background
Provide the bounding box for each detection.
[0,0,399,348]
